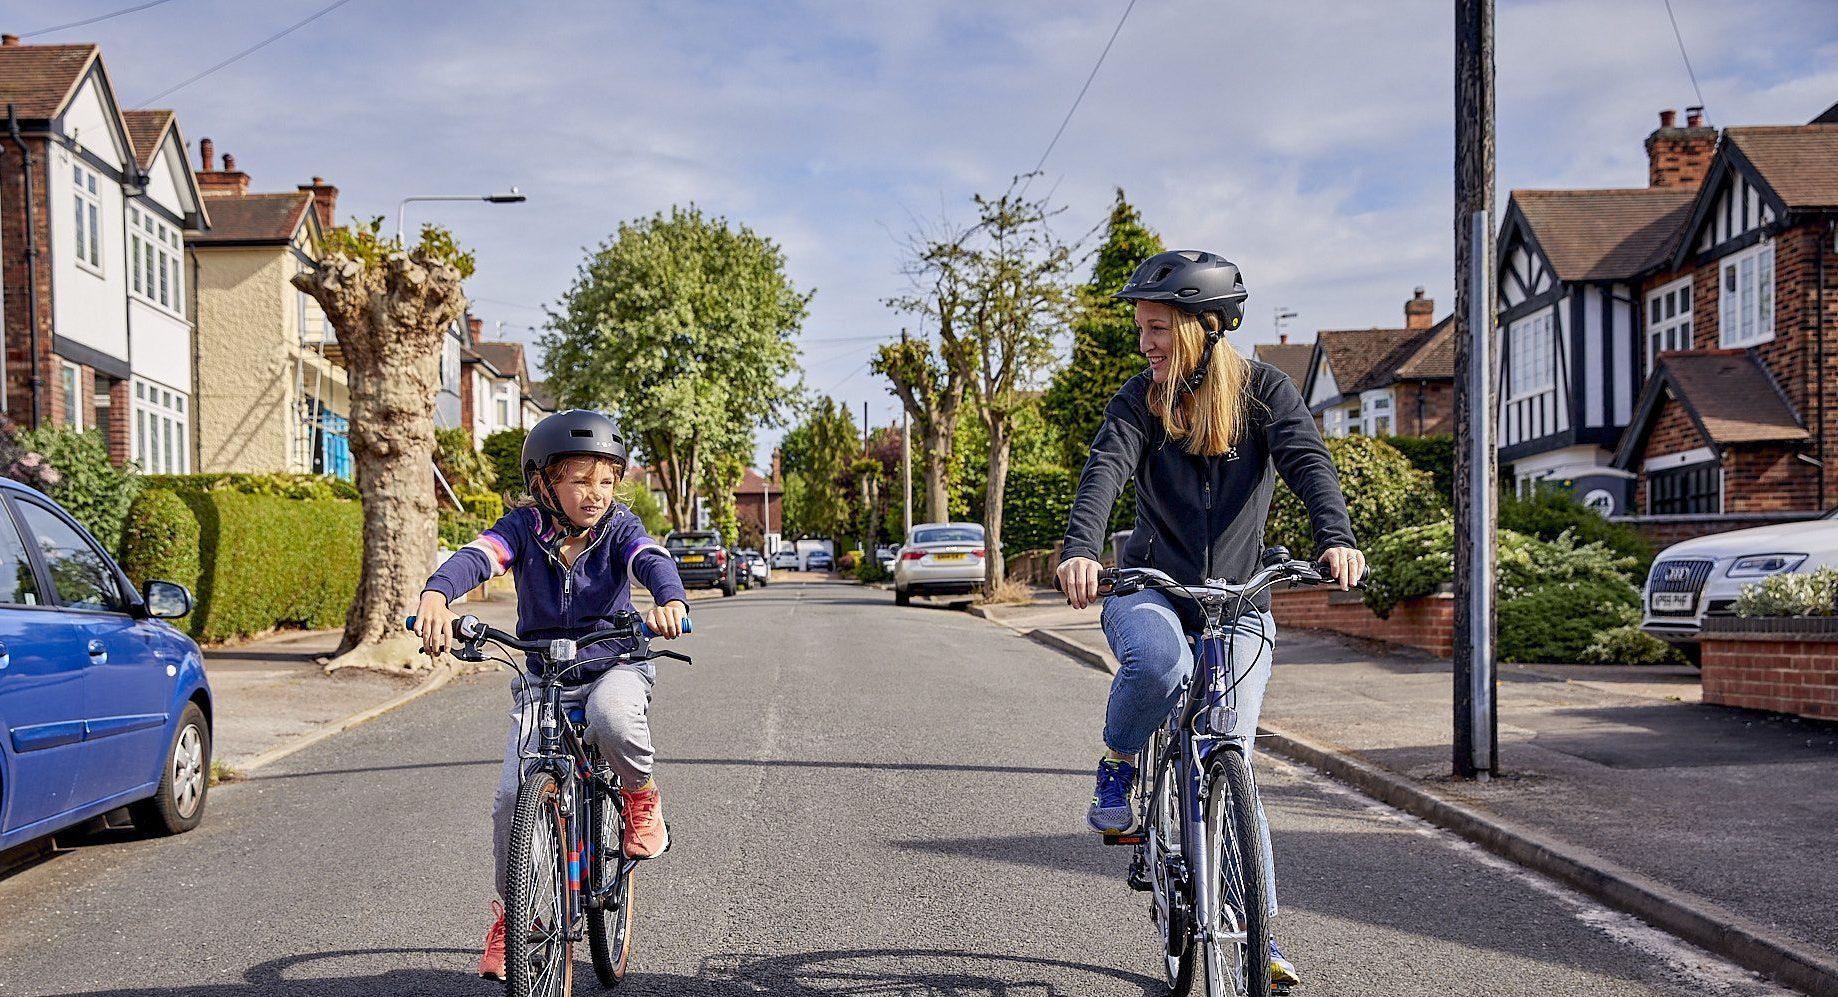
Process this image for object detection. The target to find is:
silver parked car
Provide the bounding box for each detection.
[1642,509,1838,658]
[892,523,985,606]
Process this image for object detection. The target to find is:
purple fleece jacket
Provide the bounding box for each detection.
[423,505,688,683]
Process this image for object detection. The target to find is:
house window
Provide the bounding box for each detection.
[128,206,185,316]
[1648,461,1719,515]
[132,379,189,474]
[1508,310,1554,399]
[72,163,102,273]
[60,362,82,429]
[1646,276,1693,366]
[496,387,513,427]
[1720,240,1775,348]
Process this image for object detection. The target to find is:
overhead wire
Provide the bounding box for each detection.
[1022,0,1138,188]
[135,0,361,107]
[1661,0,1708,114]
[22,0,182,37]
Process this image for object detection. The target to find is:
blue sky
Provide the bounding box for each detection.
[20,0,1838,467]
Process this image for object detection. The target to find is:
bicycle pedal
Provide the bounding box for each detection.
[1101,833,1144,846]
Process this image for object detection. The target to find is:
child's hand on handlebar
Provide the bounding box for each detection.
[1318,546,1367,591]
[646,599,690,639]
[415,591,458,656]
[1056,556,1103,610]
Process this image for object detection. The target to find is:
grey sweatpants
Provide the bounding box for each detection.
[491,667,653,899]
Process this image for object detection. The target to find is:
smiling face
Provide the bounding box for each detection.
[1136,301,1178,383]
[545,455,625,529]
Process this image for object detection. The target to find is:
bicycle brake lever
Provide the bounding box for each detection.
[651,649,692,664]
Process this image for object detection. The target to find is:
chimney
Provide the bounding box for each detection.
[296,176,339,230]
[770,448,783,484]
[195,144,250,196]
[1404,286,1434,331]
[467,316,484,341]
[1278,333,1289,345]
[1645,106,1717,189]
[199,137,214,171]
[1,35,19,47]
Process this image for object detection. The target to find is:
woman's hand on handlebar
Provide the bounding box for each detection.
[645,599,690,639]
[415,591,458,656]
[1319,546,1367,591]
[1056,556,1103,610]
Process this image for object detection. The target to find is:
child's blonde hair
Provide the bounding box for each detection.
[542,453,627,489]
[1144,305,1256,456]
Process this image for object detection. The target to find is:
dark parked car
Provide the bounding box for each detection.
[0,479,210,853]
[665,530,737,597]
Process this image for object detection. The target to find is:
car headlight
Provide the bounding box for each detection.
[1726,553,1807,578]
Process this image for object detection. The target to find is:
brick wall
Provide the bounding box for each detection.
[1699,632,1838,720]
[1632,394,1710,512]
[1395,379,1453,436]
[1,137,57,428]
[1724,443,1818,513]
[1271,587,1453,657]
[106,377,130,465]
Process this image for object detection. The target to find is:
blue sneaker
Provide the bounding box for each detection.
[1270,940,1300,986]
[1086,757,1137,833]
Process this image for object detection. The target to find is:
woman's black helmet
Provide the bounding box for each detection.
[521,409,629,492]
[1114,250,1248,331]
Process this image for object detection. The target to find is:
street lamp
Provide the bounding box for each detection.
[396,187,527,242]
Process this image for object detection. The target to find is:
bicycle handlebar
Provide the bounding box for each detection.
[1096,557,1364,604]
[404,611,692,669]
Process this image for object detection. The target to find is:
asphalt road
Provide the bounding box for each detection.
[0,581,1793,996]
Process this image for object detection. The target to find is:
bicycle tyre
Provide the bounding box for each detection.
[1204,751,1271,997]
[587,783,637,987]
[1145,749,1197,996]
[505,770,573,997]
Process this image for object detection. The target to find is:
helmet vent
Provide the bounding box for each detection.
[1150,265,1174,283]
[570,429,595,438]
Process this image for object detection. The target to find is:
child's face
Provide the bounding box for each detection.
[546,457,623,529]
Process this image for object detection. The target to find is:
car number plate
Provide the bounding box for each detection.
[934,552,967,561]
[682,555,706,563]
[1650,592,1693,612]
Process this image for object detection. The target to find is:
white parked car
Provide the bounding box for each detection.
[876,545,898,573]
[770,548,800,571]
[892,523,986,607]
[1641,509,1838,656]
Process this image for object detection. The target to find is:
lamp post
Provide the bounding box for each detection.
[395,187,527,242]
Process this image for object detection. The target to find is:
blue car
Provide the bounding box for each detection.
[0,479,210,851]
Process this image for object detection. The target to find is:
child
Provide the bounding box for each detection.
[415,409,689,981]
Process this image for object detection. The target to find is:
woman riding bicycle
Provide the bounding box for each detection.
[1055,250,1366,988]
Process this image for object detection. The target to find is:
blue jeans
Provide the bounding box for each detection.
[1101,588,1279,916]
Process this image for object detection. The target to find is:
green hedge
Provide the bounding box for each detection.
[147,472,358,502]
[1385,434,1454,500]
[482,428,528,495]
[1265,435,1443,559]
[1500,487,1653,579]
[1362,519,1640,618]
[121,486,361,643]
[1499,579,1638,663]
[1002,463,1076,557]
[17,427,141,553]
[460,491,504,521]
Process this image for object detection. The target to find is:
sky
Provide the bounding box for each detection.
[15,0,1837,468]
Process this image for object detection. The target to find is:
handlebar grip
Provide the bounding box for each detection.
[638,616,693,639]
[405,616,415,631]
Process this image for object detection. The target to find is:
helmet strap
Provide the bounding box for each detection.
[1180,326,1228,395]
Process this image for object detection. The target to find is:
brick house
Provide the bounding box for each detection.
[462,327,549,446]
[1252,334,1313,387]
[1301,289,1453,438]
[0,38,209,468]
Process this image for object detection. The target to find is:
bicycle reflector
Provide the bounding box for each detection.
[548,638,578,663]
[1200,705,1239,737]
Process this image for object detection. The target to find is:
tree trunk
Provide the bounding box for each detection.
[922,419,950,523]
[337,355,440,656]
[982,418,1011,590]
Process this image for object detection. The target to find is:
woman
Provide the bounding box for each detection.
[1055,250,1365,987]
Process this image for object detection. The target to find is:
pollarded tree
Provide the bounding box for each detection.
[291,218,474,665]
[877,225,977,524]
[541,205,807,530]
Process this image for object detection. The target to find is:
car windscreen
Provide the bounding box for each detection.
[913,527,982,545]
[666,534,717,549]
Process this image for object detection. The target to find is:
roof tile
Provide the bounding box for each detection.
[1726,125,1838,209]
[1511,187,1697,281]
[0,44,96,120]
[189,192,311,244]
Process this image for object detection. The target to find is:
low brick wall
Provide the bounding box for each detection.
[1698,623,1838,720]
[1271,587,1454,657]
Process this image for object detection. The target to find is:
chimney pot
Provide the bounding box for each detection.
[297,177,339,230]
[1659,108,1678,128]
[1278,333,1289,344]
[1,34,20,46]
[1646,106,1716,189]
[1404,288,1436,330]
[199,137,214,171]
[1686,105,1705,127]
[222,153,236,172]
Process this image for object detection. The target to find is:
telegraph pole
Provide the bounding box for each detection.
[901,329,913,538]
[1453,0,1499,779]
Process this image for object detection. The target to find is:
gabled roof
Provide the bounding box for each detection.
[525,379,557,411]
[0,43,97,120]
[122,109,173,170]
[472,341,530,384]
[1613,350,1808,467]
[1253,341,1313,386]
[1310,318,1452,403]
[1723,125,1838,210]
[737,467,783,496]
[1508,187,1697,282]
[1394,317,1454,379]
[189,192,312,244]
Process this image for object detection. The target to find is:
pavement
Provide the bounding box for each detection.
[0,579,1796,996]
[976,590,1838,994]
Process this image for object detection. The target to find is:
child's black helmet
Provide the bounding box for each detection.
[1114,250,1249,331]
[521,409,629,492]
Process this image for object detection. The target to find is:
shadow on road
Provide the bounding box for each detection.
[44,946,1160,996]
[890,830,1130,880]
[669,756,1090,777]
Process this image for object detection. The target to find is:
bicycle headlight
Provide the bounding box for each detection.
[1727,554,1807,578]
[548,638,578,662]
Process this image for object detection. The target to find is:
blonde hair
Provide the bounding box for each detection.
[543,453,626,488]
[1145,306,1254,456]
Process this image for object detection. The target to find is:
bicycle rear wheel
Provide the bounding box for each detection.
[587,784,637,987]
[1144,745,1197,996]
[1203,750,1271,997]
[505,770,573,997]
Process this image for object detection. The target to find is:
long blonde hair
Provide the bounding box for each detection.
[1145,306,1254,456]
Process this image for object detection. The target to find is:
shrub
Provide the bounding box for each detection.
[1579,625,1684,666]
[1734,567,1838,617]
[460,491,504,521]
[838,549,862,571]
[119,488,199,591]
[1386,434,1454,499]
[16,427,141,553]
[1500,487,1653,580]
[1001,463,1075,557]
[147,472,355,501]
[1498,579,1639,663]
[854,556,889,583]
[435,427,497,496]
[1363,519,1640,618]
[439,510,492,550]
[481,428,528,495]
[1266,435,1442,559]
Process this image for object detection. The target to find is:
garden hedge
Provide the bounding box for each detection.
[1265,435,1443,559]
[146,472,358,501]
[121,485,361,643]
[1498,579,1638,663]
[1001,463,1076,557]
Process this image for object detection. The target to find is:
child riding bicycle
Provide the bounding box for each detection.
[415,409,689,982]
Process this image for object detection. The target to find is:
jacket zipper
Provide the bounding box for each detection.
[1202,463,1215,580]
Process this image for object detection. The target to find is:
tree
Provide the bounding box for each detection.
[291,218,473,664]
[699,452,745,542]
[480,427,527,496]
[876,219,977,524]
[541,205,807,530]
[779,397,857,540]
[1044,189,1164,471]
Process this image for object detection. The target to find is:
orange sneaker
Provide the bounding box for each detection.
[478,901,506,981]
[620,780,669,859]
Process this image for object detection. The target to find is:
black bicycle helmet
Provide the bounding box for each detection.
[521,409,629,532]
[1115,250,1249,393]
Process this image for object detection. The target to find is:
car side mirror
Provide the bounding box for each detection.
[143,579,193,619]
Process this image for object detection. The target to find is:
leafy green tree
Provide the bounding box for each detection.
[541,205,808,530]
[480,427,527,495]
[1044,189,1164,471]
[877,224,977,524]
[14,426,140,553]
[780,397,858,540]
[433,427,495,498]
[614,477,669,537]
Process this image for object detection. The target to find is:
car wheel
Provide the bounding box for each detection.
[721,568,737,598]
[895,586,911,607]
[130,702,209,836]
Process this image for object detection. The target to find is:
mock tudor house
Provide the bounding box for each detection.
[1498,104,1838,535]
[1302,289,1454,438]
[0,38,209,469]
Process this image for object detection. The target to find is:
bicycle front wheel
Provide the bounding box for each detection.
[587,784,637,988]
[1203,750,1271,997]
[1144,746,1197,996]
[505,770,574,997]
